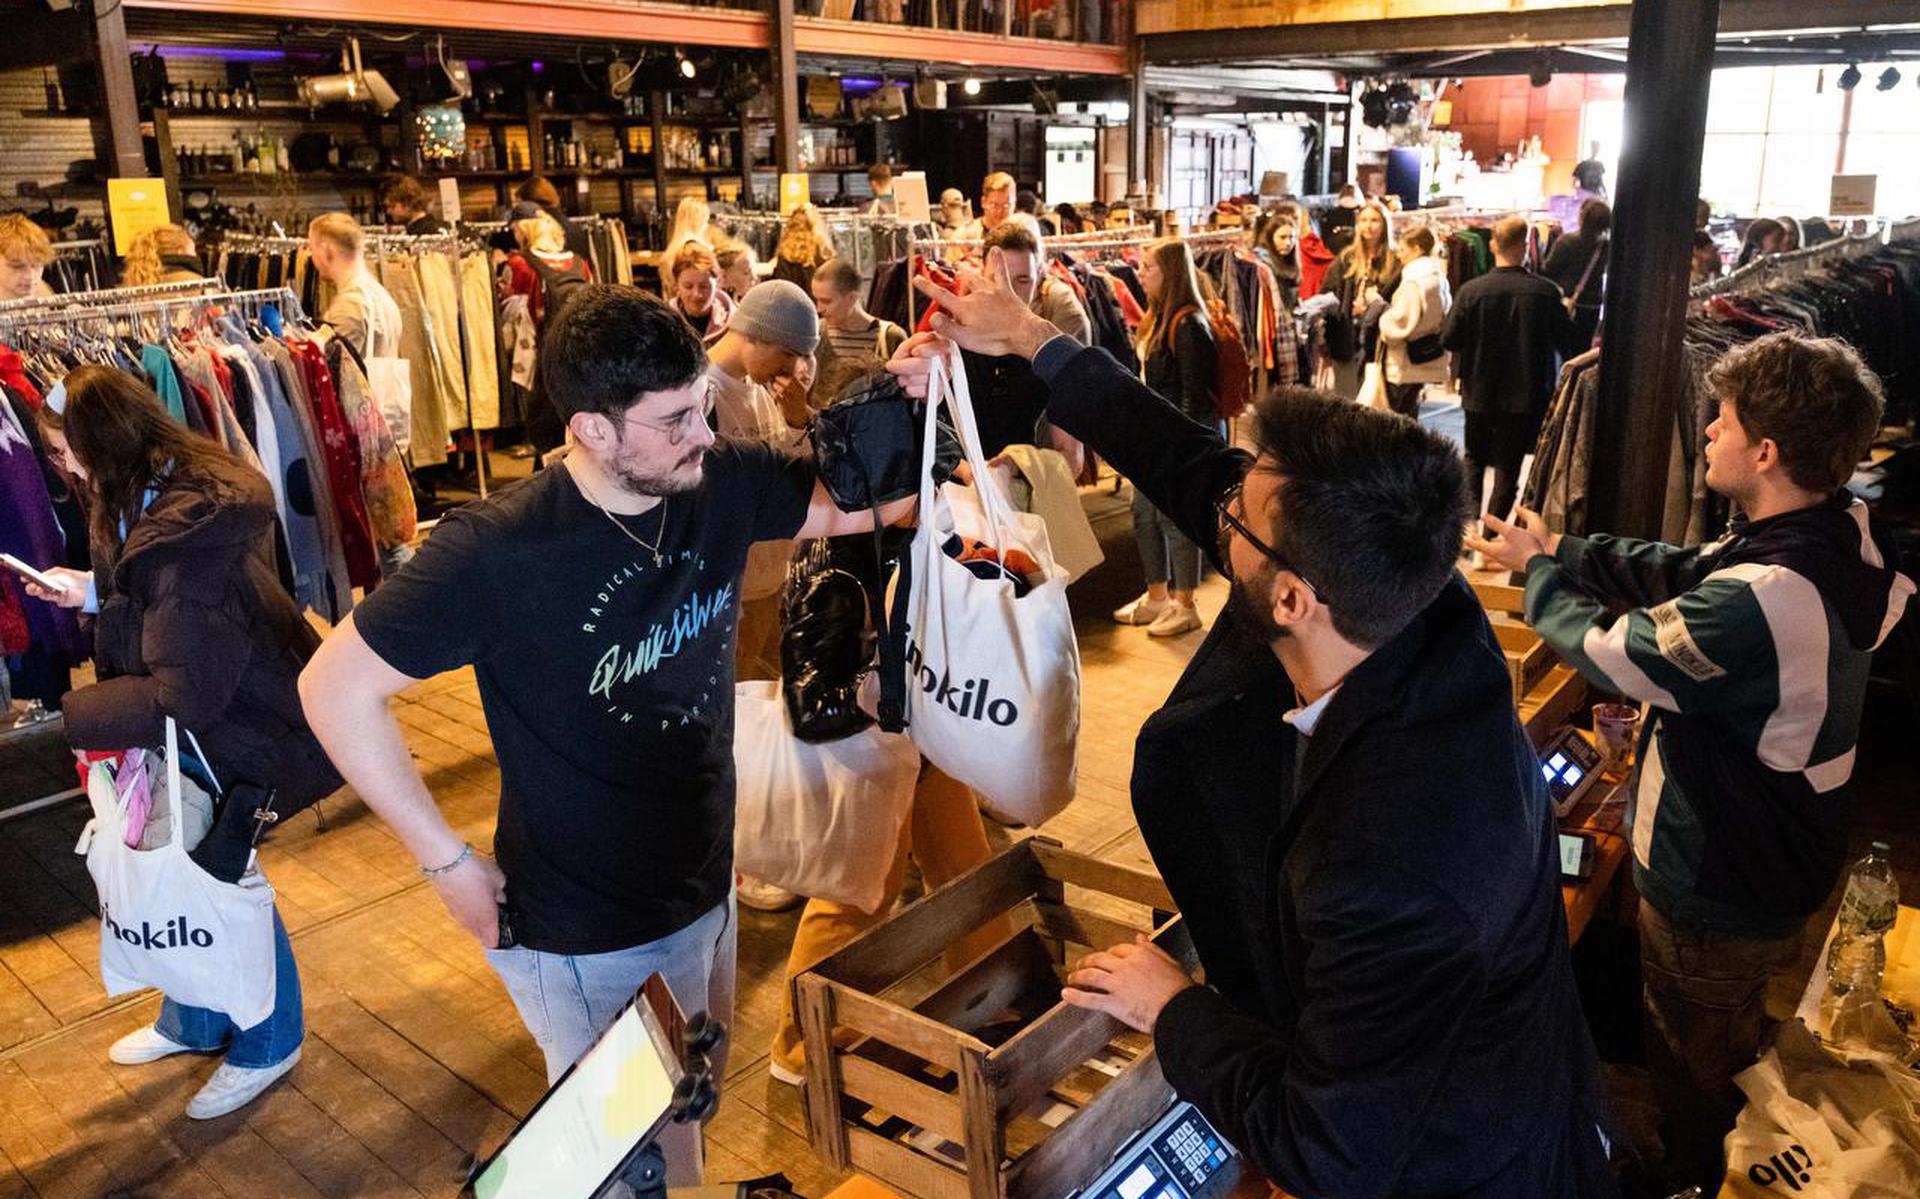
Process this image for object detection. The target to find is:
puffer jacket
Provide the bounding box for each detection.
[62,453,342,813]
[1379,254,1453,386]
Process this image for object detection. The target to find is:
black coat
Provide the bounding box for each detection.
[1442,267,1577,417]
[63,454,342,812]
[1142,310,1217,426]
[1040,341,1620,1199]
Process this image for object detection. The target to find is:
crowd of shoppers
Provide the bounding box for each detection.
[8,158,1901,1199]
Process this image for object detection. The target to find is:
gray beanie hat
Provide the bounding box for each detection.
[730,279,819,355]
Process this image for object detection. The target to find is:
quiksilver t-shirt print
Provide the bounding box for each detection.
[353,442,814,952]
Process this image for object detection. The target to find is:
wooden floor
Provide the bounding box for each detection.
[0,491,1221,1198]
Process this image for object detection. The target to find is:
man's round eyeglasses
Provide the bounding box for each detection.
[620,384,715,446]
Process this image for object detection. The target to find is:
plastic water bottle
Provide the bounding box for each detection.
[1826,841,1898,999]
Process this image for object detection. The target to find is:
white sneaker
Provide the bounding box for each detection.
[1146,604,1203,638]
[737,875,802,913]
[108,1024,195,1066]
[186,1048,301,1120]
[1113,594,1170,626]
[768,1058,805,1087]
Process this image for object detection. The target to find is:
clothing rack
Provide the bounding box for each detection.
[48,238,111,293]
[370,229,485,499]
[0,286,303,332]
[1691,228,1887,301]
[0,277,223,314]
[903,226,1243,327]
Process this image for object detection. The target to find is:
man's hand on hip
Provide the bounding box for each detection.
[431,850,510,948]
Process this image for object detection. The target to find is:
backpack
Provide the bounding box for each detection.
[1176,301,1252,420]
[522,252,589,336]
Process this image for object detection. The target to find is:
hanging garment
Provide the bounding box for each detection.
[458,252,501,431]
[260,337,354,621]
[327,339,417,555]
[141,344,190,426]
[0,394,82,668]
[378,256,455,468]
[287,337,378,590]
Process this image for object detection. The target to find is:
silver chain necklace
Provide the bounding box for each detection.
[579,472,669,567]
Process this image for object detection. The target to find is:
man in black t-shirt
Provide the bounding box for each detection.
[297,286,911,1185]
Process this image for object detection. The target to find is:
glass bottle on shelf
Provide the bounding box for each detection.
[276,136,290,174]
[216,85,230,111]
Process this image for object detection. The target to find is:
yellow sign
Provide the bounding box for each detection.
[107,178,171,257]
[780,173,810,215]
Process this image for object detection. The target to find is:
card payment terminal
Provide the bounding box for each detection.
[1535,725,1603,819]
[1070,1099,1242,1199]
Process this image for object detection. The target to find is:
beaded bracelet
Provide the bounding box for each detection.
[421,842,475,878]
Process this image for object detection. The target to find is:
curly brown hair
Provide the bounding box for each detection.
[1707,332,1884,492]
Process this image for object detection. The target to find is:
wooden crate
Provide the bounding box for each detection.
[794,838,1197,1199]
[1492,621,1557,707]
[1472,579,1556,704]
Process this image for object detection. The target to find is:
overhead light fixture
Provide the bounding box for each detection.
[1358,82,1390,128]
[1838,62,1862,91]
[297,38,399,114]
[1528,51,1554,89]
[1385,79,1418,125]
[963,77,982,96]
[1877,66,1901,91]
[676,48,696,80]
[426,35,472,103]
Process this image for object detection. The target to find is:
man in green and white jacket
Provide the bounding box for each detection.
[1472,331,1913,1192]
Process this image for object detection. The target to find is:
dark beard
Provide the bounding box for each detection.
[1225,572,1285,643]
[610,453,705,498]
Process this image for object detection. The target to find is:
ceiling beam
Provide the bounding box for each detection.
[120,0,1128,74]
[1143,0,1920,65]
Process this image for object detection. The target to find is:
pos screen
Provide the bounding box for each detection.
[469,977,682,1199]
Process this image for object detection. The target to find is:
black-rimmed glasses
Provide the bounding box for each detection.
[1216,483,1320,599]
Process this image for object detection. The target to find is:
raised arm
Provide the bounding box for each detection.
[900,269,1249,558]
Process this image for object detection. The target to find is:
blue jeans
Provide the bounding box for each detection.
[486,895,738,1188]
[154,907,303,1069]
[1132,486,1203,592]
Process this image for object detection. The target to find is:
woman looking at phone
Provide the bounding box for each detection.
[27,366,339,1119]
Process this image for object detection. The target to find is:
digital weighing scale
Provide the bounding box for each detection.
[1068,1099,1243,1199]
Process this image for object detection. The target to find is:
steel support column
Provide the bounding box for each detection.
[1588,0,1720,539]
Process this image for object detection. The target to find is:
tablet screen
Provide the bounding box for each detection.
[472,1000,677,1199]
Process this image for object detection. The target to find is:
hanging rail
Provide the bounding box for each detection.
[1691,227,1887,301]
[0,277,222,313]
[0,286,303,331]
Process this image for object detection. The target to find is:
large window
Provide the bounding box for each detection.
[1699,63,1916,217]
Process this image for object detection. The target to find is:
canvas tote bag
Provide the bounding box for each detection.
[82,718,278,1027]
[890,345,1080,826]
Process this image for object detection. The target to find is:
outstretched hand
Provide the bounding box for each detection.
[910,263,1060,361]
[1464,506,1562,574]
